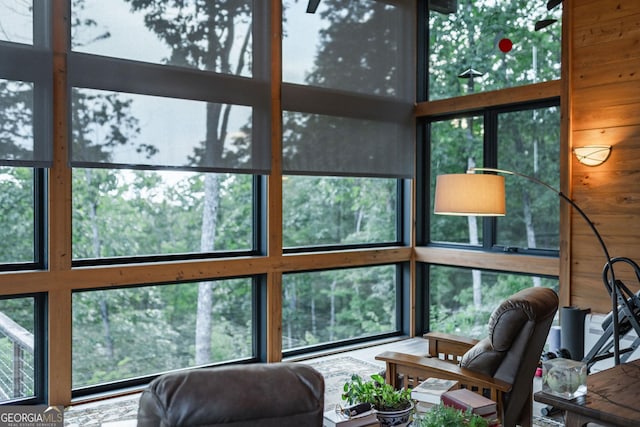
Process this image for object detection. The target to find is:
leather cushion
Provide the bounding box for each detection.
[137,362,324,427]
[459,337,502,376]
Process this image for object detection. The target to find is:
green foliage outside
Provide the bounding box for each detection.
[430,267,558,339]
[0,0,562,395]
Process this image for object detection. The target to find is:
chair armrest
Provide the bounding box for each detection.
[424,332,479,360]
[375,351,511,393]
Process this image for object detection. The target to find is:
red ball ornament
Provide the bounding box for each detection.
[498,38,513,53]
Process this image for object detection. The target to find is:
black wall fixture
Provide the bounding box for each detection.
[534,0,562,31]
[306,0,321,14]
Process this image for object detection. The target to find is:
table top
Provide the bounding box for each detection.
[534,359,640,427]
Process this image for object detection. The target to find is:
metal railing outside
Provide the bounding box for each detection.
[0,312,34,400]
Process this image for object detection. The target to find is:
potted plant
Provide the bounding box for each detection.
[342,373,414,426]
[413,404,491,427]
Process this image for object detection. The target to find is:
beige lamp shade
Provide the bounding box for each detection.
[434,173,506,216]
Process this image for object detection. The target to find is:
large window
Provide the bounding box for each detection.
[72,169,254,260]
[428,0,562,101]
[72,278,255,391]
[281,0,414,253]
[428,101,560,254]
[68,1,269,264]
[0,167,37,265]
[0,0,51,270]
[283,176,398,248]
[282,265,400,354]
[279,1,413,352]
[68,0,269,396]
[427,265,558,338]
[0,1,51,403]
[0,295,44,404]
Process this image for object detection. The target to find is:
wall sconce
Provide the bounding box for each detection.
[573,145,611,166]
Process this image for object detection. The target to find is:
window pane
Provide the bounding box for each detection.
[428,264,558,338]
[0,79,36,165]
[71,0,253,76]
[72,279,253,388]
[283,176,397,248]
[0,297,35,401]
[0,167,34,264]
[283,0,413,98]
[430,117,484,245]
[282,265,398,351]
[497,106,561,250]
[0,1,33,45]
[72,169,253,260]
[429,0,561,101]
[282,111,412,178]
[71,88,261,173]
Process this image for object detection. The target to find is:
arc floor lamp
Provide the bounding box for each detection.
[433,144,640,367]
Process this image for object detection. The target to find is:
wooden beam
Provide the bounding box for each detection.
[415,81,561,117]
[48,0,72,406]
[415,247,559,277]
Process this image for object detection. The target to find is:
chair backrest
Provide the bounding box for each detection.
[137,362,324,427]
[460,287,558,426]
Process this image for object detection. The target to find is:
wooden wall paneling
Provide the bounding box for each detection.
[573,0,640,35]
[570,0,640,313]
[573,12,640,52]
[572,82,640,112]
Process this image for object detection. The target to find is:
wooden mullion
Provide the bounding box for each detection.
[48,0,72,406]
[266,0,283,363]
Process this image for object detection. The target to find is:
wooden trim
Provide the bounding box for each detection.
[559,0,573,308]
[415,80,561,117]
[48,290,71,405]
[266,272,282,363]
[415,247,559,277]
[266,0,283,362]
[408,179,416,337]
[48,0,72,406]
[0,248,411,295]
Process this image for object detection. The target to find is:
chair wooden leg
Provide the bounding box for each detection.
[517,390,533,427]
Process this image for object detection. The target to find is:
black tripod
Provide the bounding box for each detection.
[541,257,640,418]
[582,257,640,371]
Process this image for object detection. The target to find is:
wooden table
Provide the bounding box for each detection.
[534,359,640,427]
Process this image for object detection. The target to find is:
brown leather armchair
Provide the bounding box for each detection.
[376,287,558,427]
[137,362,324,427]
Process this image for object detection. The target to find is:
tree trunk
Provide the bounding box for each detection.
[195,173,219,365]
[330,280,336,342]
[194,11,251,366]
[85,168,115,359]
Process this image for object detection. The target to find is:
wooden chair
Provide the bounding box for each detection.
[376,287,559,427]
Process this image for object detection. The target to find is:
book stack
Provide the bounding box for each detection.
[410,378,458,416]
[441,388,500,426]
[322,408,377,427]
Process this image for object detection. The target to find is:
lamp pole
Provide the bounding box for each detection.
[468,167,622,365]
